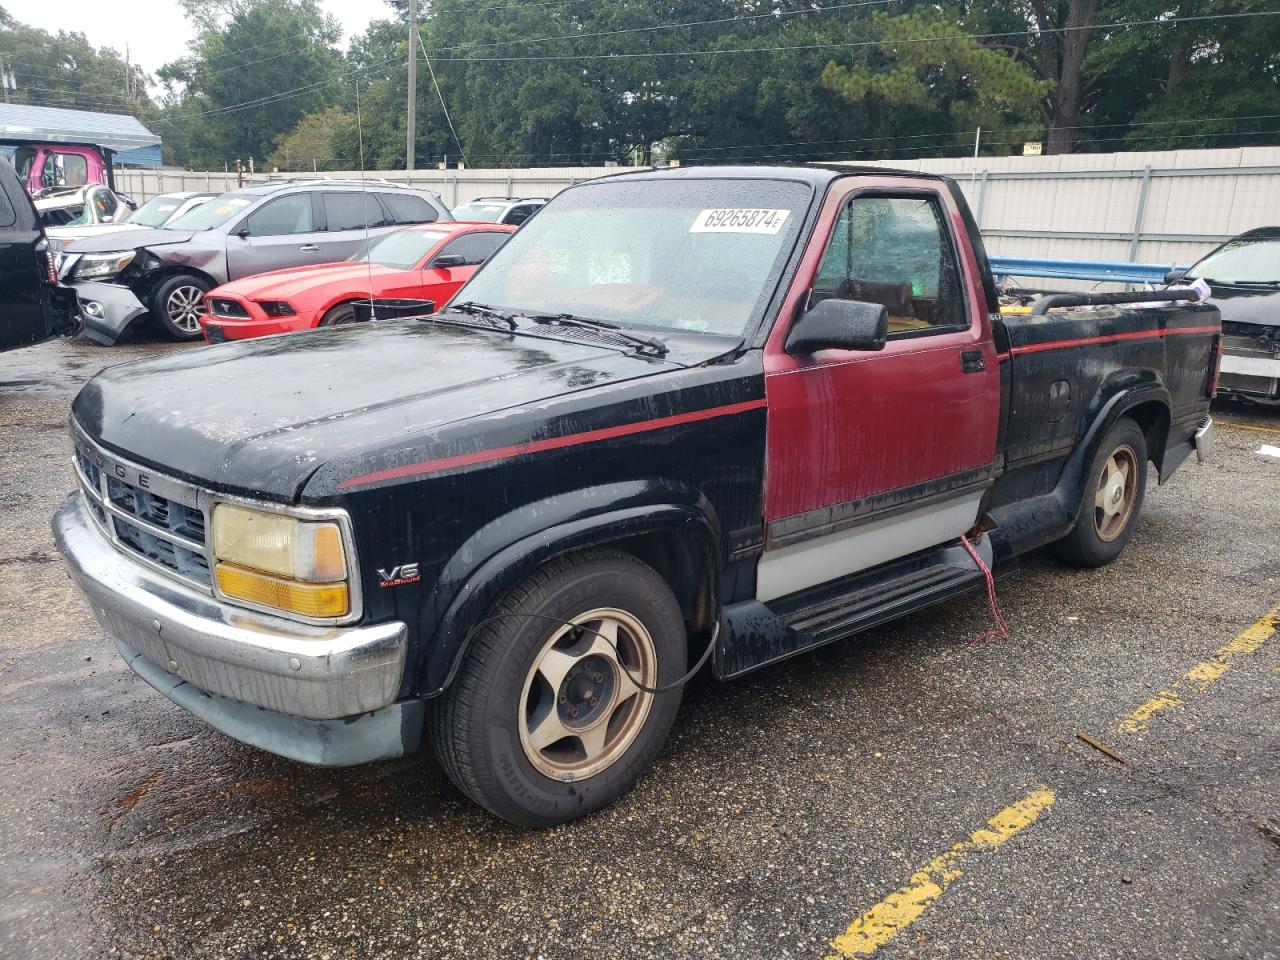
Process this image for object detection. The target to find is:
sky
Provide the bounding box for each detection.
[5,0,393,77]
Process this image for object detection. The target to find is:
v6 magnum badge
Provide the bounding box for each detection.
[377,562,421,588]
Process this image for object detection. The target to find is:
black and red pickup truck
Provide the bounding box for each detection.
[54,166,1220,827]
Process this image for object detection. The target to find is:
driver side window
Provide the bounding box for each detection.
[811,195,967,338]
[244,194,315,237]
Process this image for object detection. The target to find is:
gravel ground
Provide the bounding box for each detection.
[1,333,1277,960]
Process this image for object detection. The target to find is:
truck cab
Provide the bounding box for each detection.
[11,143,111,197]
[53,165,1220,828]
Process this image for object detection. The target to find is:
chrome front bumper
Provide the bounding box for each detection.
[54,494,419,763]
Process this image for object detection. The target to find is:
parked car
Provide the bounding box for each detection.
[201,221,515,342]
[59,180,453,344]
[0,157,77,352]
[1167,226,1280,405]
[451,196,545,226]
[34,184,134,230]
[53,165,1220,827]
[46,190,217,257]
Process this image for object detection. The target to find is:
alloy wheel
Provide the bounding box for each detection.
[1094,443,1138,542]
[518,607,657,781]
[166,285,205,334]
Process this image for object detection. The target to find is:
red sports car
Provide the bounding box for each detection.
[200,221,516,342]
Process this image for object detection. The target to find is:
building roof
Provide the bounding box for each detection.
[0,103,160,154]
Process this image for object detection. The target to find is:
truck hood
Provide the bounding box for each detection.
[66,226,196,252]
[1209,283,1280,328]
[72,319,729,501]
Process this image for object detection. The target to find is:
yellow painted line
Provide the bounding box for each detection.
[1116,606,1279,734]
[1217,421,1280,436]
[825,787,1056,959]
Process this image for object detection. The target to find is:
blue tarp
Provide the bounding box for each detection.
[989,256,1185,286]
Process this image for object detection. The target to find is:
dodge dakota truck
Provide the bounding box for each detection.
[54,166,1220,827]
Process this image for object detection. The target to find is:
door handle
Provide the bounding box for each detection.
[298,244,319,252]
[960,349,986,374]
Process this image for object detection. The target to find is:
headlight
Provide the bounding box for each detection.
[257,300,296,317]
[73,251,135,280]
[211,503,350,619]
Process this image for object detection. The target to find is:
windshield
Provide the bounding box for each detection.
[455,178,811,336]
[452,202,507,222]
[66,202,94,226]
[1188,236,1280,284]
[348,228,451,268]
[128,194,203,227]
[166,194,253,231]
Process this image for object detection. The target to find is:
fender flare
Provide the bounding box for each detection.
[987,381,1171,554]
[415,481,722,695]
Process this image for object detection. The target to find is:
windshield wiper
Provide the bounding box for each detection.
[1219,280,1280,288]
[524,312,669,357]
[446,301,517,330]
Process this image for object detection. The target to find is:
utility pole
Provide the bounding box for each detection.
[0,56,8,104]
[406,0,418,171]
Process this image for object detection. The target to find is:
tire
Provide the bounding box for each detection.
[150,274,210,341]
[318,302,357,327]
[1048,417,1148,568]
[428,549,687,827]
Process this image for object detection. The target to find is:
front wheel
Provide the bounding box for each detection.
[150,274,210,341]
[428,549,687,827]
[318,302,357,327]
[1049,416,1148,567]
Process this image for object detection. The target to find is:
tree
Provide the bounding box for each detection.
[1081,0,1280,151]
[267,105,353,170]
[0,19,154,116]
[820,8,1049,157]
[155,0,343,168]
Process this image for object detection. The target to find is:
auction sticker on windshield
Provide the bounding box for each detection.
[690,208,790,234]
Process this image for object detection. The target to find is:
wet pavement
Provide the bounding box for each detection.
[1,333,1277,960]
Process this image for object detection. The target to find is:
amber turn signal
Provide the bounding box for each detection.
[215,562,350,619]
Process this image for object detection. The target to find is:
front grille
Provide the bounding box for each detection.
[210,298,249,319]
[73,430,213,590]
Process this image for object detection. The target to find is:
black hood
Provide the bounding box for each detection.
[1207,283,1280,329]
[72,320,732,501]
[66,226,196,253]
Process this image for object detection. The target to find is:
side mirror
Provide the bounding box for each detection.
[430,254,466,269]
[234,227,251,239]
[1164,268,1186,285]
[785,298,889,355]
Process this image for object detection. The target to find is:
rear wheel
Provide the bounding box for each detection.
[428,549,686,827]
[150,274,210,341]
[1049,417,1148,567]
[318,302,357,327]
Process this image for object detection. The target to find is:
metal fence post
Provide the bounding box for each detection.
[1128,166,1153,263]
[976,170,989,228]
[1124,166,1154,290]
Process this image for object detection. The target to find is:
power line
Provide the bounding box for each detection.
[159,55,402,123]
[416,109,1280,164]
[417,30,468,167]
[424,10,1280,61]
[444,0,900,52]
